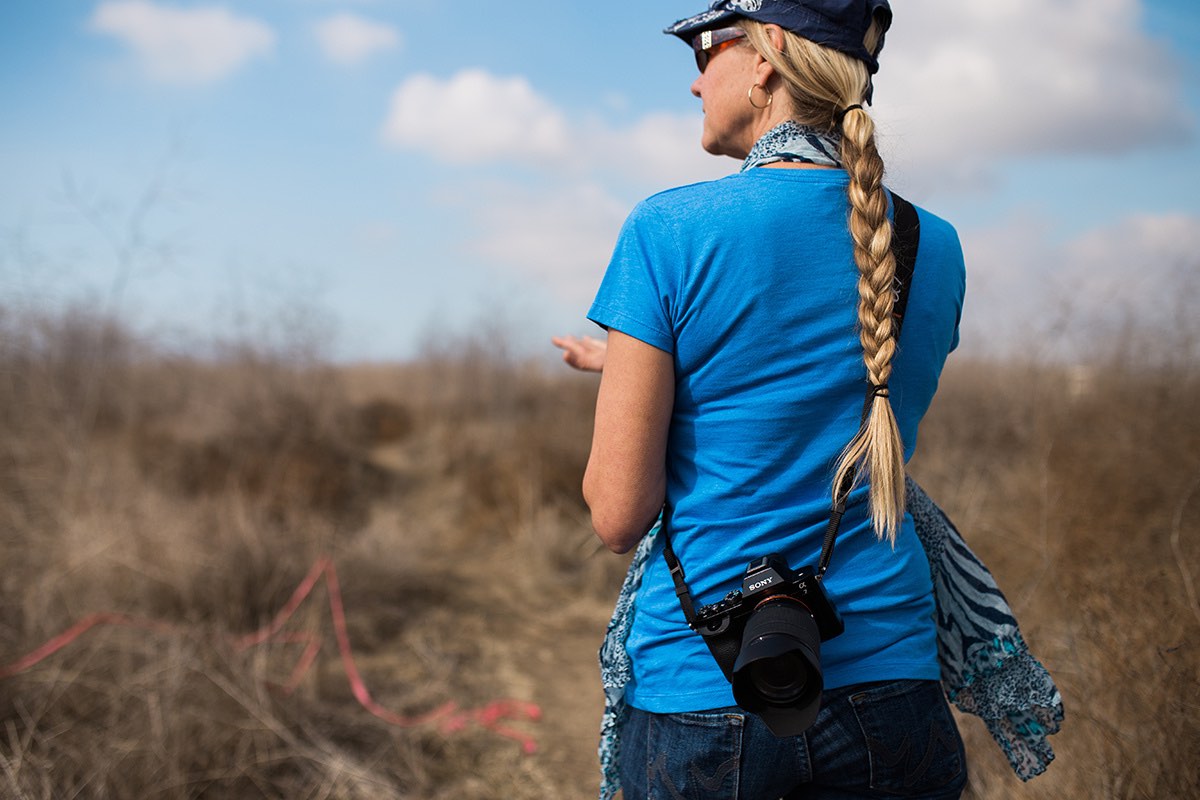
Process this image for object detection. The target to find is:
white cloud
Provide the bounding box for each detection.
[958,212,1200,357]
[584,111,731,187]
[378,69,737,309]
[875,0,1193,192]
[313,13,399,65]
[90,1,275,85]
[377,69,741,318]
[467,182,629,307]
[381,69,733,188]
[1058,213,1200,323]
[381,70,571,164]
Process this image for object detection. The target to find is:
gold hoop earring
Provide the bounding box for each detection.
[748,83,773,110]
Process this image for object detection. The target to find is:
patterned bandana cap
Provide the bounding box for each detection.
[664,0,892,74]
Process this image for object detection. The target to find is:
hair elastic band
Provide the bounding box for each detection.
[869,382,889,398]
[836,104,864,125]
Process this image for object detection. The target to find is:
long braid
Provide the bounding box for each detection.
[740,19,906,542]
[833,107,905,543]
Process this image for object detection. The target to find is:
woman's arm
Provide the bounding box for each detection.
[582,330,674,554]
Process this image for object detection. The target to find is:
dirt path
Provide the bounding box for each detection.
[520,597,610,798]
[449,537,613,798]
[351,428,618,797]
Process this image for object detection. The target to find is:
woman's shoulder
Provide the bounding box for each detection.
[906,203,967,312]
[909,202,963,252]
[617,176,741,236]
[630,171,802,230]
[641,168,842,206]
[894,198,965,277]
[639,173,742,208]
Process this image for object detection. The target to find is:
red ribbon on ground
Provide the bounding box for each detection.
[1,555,541,754]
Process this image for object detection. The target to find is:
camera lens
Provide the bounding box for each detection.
[731,598,824,736]
[745,651,808,703]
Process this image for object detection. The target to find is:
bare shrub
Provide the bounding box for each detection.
[909,338,1200,798]
[4,302,1197,799]
[0,311,613,799]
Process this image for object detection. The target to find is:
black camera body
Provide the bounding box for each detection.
[695,555,844,641]
[693,554,844,737]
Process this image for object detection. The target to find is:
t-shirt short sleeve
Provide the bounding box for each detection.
[587,200,677,354]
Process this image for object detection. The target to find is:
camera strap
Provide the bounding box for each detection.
[816,191,919,576]
[660,192,921,648]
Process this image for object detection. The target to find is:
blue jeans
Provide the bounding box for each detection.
[618,679,966,800]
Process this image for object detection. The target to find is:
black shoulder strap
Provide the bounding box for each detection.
[662,190,922,636]
[890,191,920,332]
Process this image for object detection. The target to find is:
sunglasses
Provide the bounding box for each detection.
[691,27,747,73]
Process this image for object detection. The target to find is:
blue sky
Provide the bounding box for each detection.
[2,0,1198,361]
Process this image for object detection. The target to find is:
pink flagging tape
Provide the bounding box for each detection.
[0,556,541,754]
[0,612,176,678]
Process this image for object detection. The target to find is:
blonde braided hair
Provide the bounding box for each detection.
[740,19,905,543]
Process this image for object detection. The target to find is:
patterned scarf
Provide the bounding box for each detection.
[740,119,842,171]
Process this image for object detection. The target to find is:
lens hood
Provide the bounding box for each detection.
[731,599,824,737]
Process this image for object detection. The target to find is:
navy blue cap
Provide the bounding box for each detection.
[665,0,892,74]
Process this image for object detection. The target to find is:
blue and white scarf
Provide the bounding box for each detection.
[906,482,1064,778]
[595,122,1063,799]
[740,119,842,170]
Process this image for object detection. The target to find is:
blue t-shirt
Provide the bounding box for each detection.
[588,167,965,713]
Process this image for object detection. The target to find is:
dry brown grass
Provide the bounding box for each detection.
[1,304,1197,798]
[908,345,1200,798]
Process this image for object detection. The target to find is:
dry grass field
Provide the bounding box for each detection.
[1,303,1198,798]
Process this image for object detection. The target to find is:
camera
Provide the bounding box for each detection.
[694,554,844,737]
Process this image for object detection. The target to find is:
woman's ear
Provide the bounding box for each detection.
[753,24,786,85]
[763,23,786,53]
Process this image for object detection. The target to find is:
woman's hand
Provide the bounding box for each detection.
[551,335,607,373]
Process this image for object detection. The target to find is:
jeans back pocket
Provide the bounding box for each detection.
[848,679,966,796]
[642,710,745,800]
